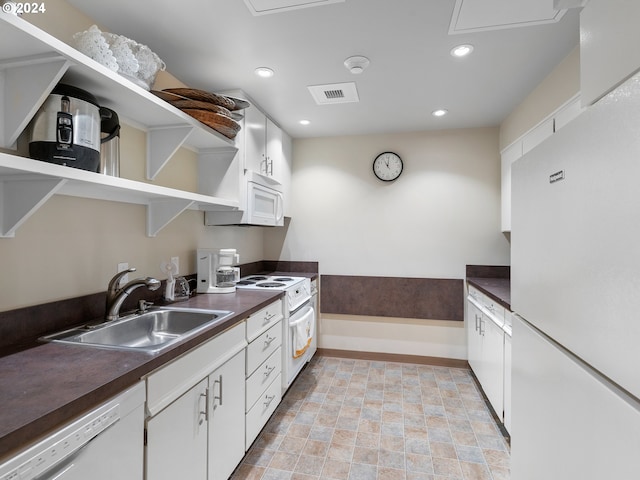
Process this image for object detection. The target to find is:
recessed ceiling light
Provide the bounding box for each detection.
[299,120,310,125]
[432,109,448,117]
[255,67,274,78]
[450,44,474,58]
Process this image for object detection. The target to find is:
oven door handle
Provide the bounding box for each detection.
[289,305,314,327]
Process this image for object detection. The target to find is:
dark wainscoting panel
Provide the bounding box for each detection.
[240,261,319,278]
[321,275,463,321]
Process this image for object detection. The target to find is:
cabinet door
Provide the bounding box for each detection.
[503,333,512,433]
[466,300,483,374]
[244,105,267,175]
[522,117,553,156]
[500,141,522,233]
[146,379,208,480]
[265,117,282,178]
[209,350,246,480]
[481,316,505,420]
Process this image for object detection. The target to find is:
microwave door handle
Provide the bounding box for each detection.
[276,191,284,224]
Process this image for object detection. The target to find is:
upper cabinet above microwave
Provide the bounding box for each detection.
[198,92,292,226]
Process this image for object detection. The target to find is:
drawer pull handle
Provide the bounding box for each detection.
[213,375,223,407]
[263,311,276,323]
[264,394,276,408]
[264,335,276,347]
[264,365,276,377]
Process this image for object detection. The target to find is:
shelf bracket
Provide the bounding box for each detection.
[0,53,71,148]
[147,198,194,237]
[146,125,195,181]
[0,176,67,237]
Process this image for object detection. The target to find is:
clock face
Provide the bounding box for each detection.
[373,152,403,181]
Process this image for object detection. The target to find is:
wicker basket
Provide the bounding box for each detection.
[163,88,235,110]
[152,90,232,117]
[182,109,241,139]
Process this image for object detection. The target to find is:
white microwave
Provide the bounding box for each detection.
[204,180,283,226]
[247,181,284,226]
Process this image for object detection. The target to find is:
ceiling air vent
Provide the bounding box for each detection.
[307,82,360,105]
[244,0,345,16]
[449,0,566,34]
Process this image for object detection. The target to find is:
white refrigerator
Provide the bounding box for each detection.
[511,71,640,479]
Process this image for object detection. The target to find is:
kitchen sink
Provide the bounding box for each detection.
[41,307,234,354]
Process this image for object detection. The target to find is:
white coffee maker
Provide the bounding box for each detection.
[196,248,240,294]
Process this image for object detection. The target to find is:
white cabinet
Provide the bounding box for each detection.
[209,351,246,480]
[245,106,283,180]
[144,322,248,480]
[521,118,554,156]
[466,286,507,423]
[467,300,483,375]
[503,329,512,434]
[199,93,290,226]
[580,0,640,106]
[500,142,522,233]
[500,95,583,232]
[244,299,284,450]
[146,379,209,480]
[0,14,238,238]
[480,314,505,419]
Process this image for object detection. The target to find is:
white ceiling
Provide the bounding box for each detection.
[65,0,580,139]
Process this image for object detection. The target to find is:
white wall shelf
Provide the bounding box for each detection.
[0,152,239,238]
[0,13,236,180]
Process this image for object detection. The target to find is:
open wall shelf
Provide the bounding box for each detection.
[0,13,240,237]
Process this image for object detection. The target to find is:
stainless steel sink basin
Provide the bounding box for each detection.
[41,307,234,354]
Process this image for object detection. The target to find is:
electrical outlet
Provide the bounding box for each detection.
[117,262,129,286]
[170,256,179,275]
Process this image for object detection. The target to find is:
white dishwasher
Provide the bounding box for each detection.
[0,382,145,480]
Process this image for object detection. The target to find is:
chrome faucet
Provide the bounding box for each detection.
[105,267,161,321]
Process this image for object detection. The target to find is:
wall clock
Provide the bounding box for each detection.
[373,152,403,182]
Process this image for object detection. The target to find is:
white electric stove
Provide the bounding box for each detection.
[236,274,316,390]
[236,275,311,312]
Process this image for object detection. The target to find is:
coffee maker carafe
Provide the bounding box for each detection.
[196,248,240,294]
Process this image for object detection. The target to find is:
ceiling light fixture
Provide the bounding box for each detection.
[343,55,370,75]
[450,44,474,58]
[255,67,274,78]
[299,120,310,125]
[432,109,448,117]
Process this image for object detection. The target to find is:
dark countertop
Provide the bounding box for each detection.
[0,289,284,461]
[467,277,511,310]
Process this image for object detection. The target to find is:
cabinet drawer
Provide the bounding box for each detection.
[246,373,281,450]
[484,299,505,325]
[146,322,247,416]
[247,320,282,376]
[246,299,284,342]
[468,286,505,326]
[246,347,282,411]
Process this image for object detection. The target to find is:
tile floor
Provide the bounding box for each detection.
[232,356,510,480]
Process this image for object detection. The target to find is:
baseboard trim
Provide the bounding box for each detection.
[316,348,469,369]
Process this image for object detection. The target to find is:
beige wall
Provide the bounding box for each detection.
[0,0,264,311]
[499,47,581,150]
[266,128,510,278]
[265,128,510,359]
